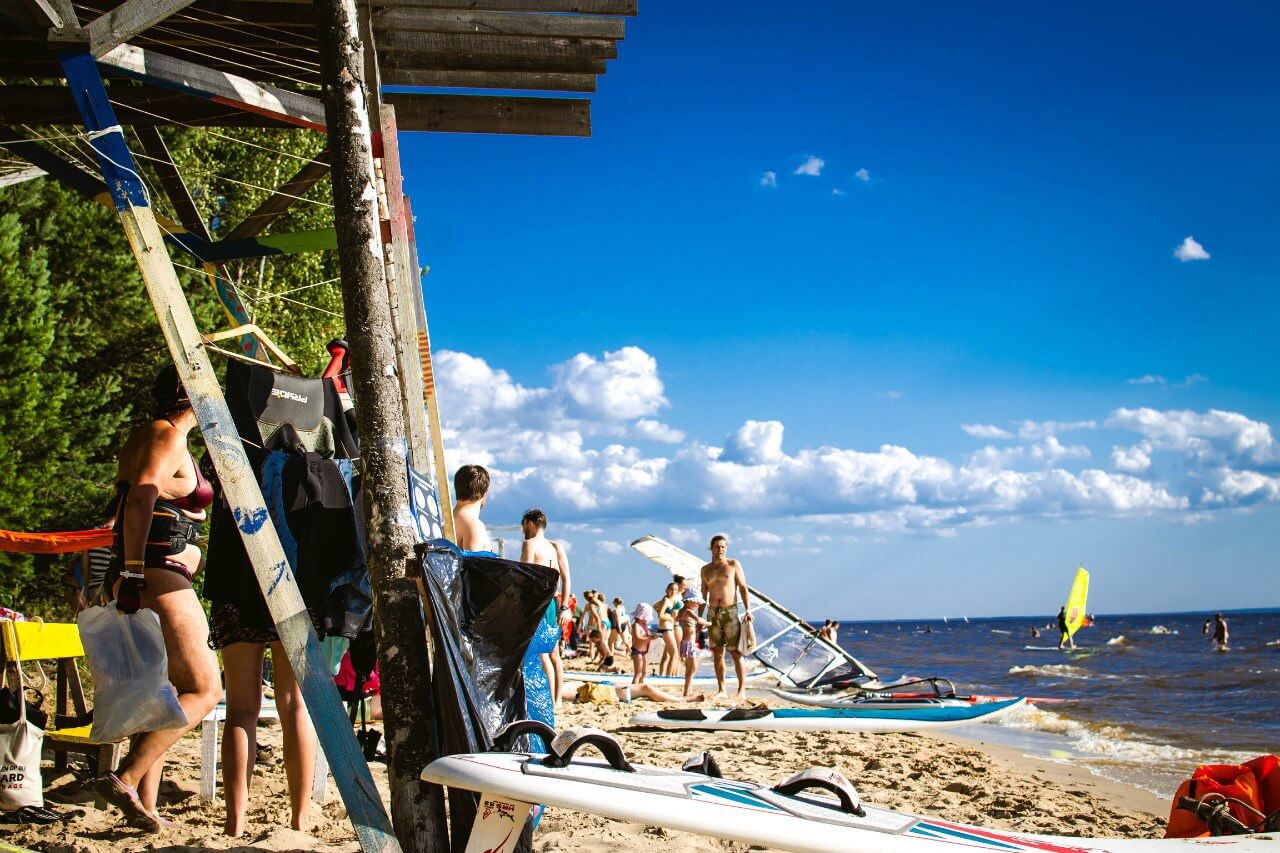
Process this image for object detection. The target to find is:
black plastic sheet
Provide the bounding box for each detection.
[417,544,558,852]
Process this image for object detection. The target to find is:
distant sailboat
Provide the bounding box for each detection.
[963,616,969,624]
[942,615,949,624]
[1063,566,1090,642]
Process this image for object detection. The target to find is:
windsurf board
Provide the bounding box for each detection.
[629,698,1026,732]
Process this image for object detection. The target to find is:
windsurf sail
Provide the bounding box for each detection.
[1063,566,1090,640]
[629,535,877,687]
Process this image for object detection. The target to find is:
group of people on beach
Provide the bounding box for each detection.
[452,461,757,702]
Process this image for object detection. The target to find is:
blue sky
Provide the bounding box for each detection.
[396,3,1280,619]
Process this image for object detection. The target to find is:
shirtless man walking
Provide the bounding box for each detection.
[700,534,753,699]
[520,509,571,709]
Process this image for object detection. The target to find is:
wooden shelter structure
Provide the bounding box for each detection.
[0,1,636,850]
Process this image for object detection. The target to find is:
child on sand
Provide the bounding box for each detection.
[630,602,655,684]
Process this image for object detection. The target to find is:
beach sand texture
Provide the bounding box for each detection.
[7,698,1167,852]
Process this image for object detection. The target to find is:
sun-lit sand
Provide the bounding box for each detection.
[8,693,1168,852]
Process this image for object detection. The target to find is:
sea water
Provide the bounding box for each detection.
[832,609,1280,797]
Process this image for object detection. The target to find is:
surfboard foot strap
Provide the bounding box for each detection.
[543,726,635,772]
[491,719,557,753]
[772,768,865,817]
[681,751,722,778]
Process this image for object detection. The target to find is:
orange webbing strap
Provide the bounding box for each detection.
[0,527,113,554]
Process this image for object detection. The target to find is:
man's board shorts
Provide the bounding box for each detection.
[707,604,741,649]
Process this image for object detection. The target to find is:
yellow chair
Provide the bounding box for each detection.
[0,619,124,774]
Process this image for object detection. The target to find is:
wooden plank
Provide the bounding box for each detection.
[371,8,624,38]
[386,92,589,136]
[379,67,595,92]
[379,49,605,74]
[225,150,330,240]
[87,0,200,56]
[135,126,210,239]
[97,42,328,130]
[0,84,288,128]
[377,30,617,61]
[56,46,400,853]
[0,165,47,187]
[375,0,636,13]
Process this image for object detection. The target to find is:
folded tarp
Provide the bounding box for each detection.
[0,528,113,554]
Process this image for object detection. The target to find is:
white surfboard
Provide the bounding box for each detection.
[629,698,1026,732]
[772,690,977,710]
[422,749,1276,853]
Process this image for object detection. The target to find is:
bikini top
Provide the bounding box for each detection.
[114,452,212,513]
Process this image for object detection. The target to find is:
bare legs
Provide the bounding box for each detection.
[730,649,747,698]
[710,645,727,698]
[112,550,220,820]
[221,641,315,836]
[682,654,696,697]
[541,648,565,712]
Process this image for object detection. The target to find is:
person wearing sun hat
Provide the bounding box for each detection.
[678,586,710,697]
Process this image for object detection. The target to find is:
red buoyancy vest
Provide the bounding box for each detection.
[1165,755,1280,838]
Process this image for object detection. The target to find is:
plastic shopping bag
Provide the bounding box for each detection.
[738,615,756,654]
[77,603,187,742]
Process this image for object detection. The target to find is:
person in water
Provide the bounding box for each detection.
[1211,613,1230,650]
[1030,626,1041,638]
[519,508,570,710]
[451,464,491,551]
[699,534,754,699]
[1056,605,1074,650]
[97,365,221,832]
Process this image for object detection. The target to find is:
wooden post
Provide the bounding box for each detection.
[56,46,399,853]
[312,1,442,849]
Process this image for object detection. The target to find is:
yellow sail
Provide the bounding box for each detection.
[1063,566,1090,639]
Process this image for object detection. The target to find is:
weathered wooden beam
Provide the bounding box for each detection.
[86,0,199,55]
[0,165,47,187]
[379,67,595,91]
[224,150,330,240]
[97,42,328,130]
[371,7,624,38]
[134,126,210,238]
[374,0,636,13]
[378,30,617,61]
[379,48,605,74]
[0,128,109,198]
[15,0,66,28]
[386,91,589,136]
[0,84,294,127]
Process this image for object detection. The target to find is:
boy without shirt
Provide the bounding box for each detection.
[700,534,753,698]
[519,508,571,708]
[452,464,491,552]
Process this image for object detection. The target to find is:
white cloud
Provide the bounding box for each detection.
[1111,444,1152,474]
[794,155,825,177]
[1128,374,1167,385]
[634,418,685,444]
[1180,373,1209,387]
[854,168,870,182]
[760,171,777,188]
[962,423,1013,440]
[554,347,667,421]
[721,420,786,465]
[597,540,625,555]
[832,188,846,196]
[1173,236,1210,262]
[667,527,702,546]
[884,390,903,400]
[1015,419,1097,440]
[437,349,1280,535]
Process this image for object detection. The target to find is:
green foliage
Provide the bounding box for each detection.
[0,125,346,617]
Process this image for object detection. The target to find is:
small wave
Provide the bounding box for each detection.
[1266,639,1280,648]
[1107,635,1127,646]
[1008,663,1090,679]
[990,629,1012,635]
[996,703,1253,767]
[1149,625,1178,635]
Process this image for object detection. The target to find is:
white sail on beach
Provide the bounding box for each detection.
[629,535,877,688]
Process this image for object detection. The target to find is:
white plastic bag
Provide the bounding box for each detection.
[77,603,187,742]
[0,655,43,810]
[737,615,756,655]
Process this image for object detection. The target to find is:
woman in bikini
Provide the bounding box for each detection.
[655,582,681,677]
[97,365,222,832]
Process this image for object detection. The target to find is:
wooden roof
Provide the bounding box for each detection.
[0,0,636,136]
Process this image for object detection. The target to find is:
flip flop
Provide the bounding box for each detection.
[92,773,171,832]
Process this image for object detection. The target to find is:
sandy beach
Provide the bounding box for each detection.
[6,693,1169,853]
